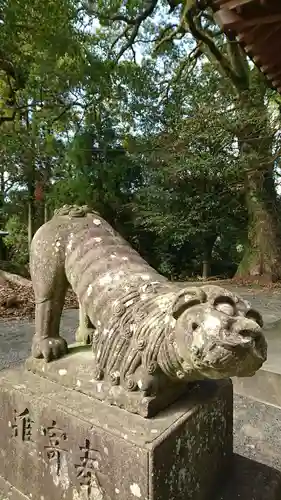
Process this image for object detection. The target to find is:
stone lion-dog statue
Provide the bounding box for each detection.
[30,205,267,398]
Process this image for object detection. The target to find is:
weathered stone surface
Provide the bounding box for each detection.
[233,321,281,409]
[28,205,266,416]
[0,476,28,500]
[0,367,232,500]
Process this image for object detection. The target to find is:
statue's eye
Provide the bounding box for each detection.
[214,296,235,316]
[216,303,235,316]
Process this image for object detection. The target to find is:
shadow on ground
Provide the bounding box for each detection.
[217,454,281,499]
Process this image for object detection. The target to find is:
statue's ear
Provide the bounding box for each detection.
[172,288,206,320]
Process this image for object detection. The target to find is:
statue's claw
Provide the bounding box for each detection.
[31,336,68,362]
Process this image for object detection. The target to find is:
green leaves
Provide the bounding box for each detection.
[1,0,280,279]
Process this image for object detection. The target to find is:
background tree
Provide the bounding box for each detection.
[2,0,281,283]
[82,0,281,281]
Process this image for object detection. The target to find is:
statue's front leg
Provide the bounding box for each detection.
[30,231,69,362]
[32,282,68,362]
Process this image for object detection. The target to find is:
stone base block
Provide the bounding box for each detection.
[0,367,233,500]
[25,347,190,418]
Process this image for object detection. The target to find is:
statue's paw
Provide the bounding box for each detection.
[32,336,68,362]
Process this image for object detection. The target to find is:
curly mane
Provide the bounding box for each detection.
[53,204,98,218]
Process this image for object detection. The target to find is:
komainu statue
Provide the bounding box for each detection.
[30,205,267,401]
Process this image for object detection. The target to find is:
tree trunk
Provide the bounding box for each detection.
[202,260,209,280]
[234,77,281,282]
[25,109,36,250]
[27,175,36,250]
[44,202,49,224]
[236,168,281,281]
[27,197,35,250]
[201,234,216,279]
[0,165,5,228]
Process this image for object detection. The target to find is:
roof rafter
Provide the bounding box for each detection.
[211,0,281,93]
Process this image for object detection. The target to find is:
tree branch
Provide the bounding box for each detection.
[111,25,131,53]
[186,10,246,92]
[152,1,191,53]
[50,103,74,125]
[108,14,136,26]
[0,111,17,126]
[0,53,17,81]
[154,24,185,52]
[226,39,249,88]
[0,51,26,91]
[160,44,202,103]
[112,0,159,59]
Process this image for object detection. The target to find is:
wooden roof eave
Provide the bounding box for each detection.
[210,0,281,94]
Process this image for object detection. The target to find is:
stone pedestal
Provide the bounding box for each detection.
[25,347,190,418]
[0,366,233,500]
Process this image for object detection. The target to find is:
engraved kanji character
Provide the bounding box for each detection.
[75,439,105,499]
[11,408,34,441]
[43,420,67,475]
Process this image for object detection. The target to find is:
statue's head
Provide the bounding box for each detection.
[171,285,267,379]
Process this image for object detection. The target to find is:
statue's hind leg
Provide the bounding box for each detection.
[75,303,95,345]
[30,241,68,362]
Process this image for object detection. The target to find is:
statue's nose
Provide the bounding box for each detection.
[235,318,267,360]
[236,318,263,339]
[219,316,265,349]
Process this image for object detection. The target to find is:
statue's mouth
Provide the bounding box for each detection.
[190,330,267,377]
